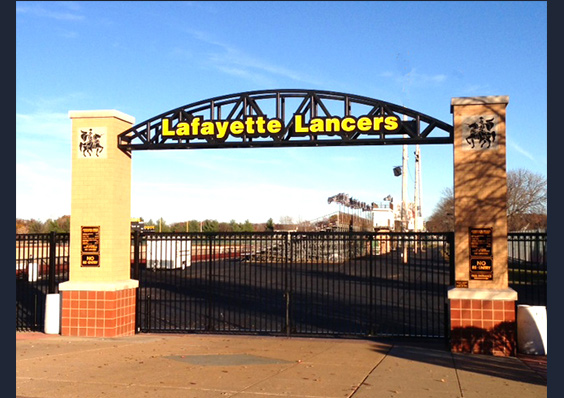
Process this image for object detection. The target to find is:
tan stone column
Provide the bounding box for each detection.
[448,96,518,356]
[59,110,138,337]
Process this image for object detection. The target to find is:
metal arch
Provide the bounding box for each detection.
[117,89,453,152]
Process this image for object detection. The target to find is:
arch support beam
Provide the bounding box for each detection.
[117,90,453,151]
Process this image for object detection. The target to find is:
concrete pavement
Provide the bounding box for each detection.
[16,332,546,398]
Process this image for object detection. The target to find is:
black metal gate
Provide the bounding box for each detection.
[132,231,454,338]
[16,232,70,331]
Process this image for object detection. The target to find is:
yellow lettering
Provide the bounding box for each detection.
[341,117,356,132]
[200,121,214,135]
[357,117,372,132]
[176,122,190,136]
[325,118,340,132]
[215,121,229,139]
[294,115,308,133]
[230,121,244,135]
[162,118,175,136]
[191,117,201,135]
[373,117,384,130]
[256,117,266,133]
[268,119,282,134]
[310,118,324,133]
[385,116,399,130]
[245,118,256,134]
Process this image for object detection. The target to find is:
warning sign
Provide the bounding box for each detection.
[81,226,100,266]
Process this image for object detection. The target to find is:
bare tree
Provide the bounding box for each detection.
[426,169,547,232]
[425,187,455,232]
[507,168,547,217]
[506,168,547,231]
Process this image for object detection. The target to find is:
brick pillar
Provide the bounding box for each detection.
[448,96,518,356]
[59,110,138,338]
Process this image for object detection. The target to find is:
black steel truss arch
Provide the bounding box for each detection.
[117,89,453,152]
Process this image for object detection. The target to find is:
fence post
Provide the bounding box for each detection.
[207,234,215,331]
[132,230,140,280]
[369,234,375,335]
[447,232,455,286]
[48,231,57,294]
[284,232,292,336]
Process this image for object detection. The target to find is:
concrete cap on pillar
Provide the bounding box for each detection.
[450,96,509,113]
[68,110,135,125]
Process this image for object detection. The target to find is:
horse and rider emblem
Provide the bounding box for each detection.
[79,128,105,157]
[463,116,497,149]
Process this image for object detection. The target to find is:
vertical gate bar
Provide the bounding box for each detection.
[316,232,320,335]
[434,234,439,337]
[254,233,259,332]
[378,233,383,335]
[171,234,176,331]
[428,233,432,337]
[182,233,187,332]
[253,233,257,332]
[407,234,412,336]
[284,232,290,336]
[426,234,430,336]
[240,232,244,332]
[443,233,448,336]
[163,235,168,331]
[410,233,414,336]
[395,234,400,336]
[435,233,439,337]
[132,230,138,331]
[132,230,140,281]
[161,235,165,331]
[404,234,408,336]
[207,234,214,331]
[413,234,417,336]
[347,233,352,335]
[369,234,374,336]
[447,232,454,338]
[166,234,171,331]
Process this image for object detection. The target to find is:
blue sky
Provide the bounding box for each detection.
[16,1,547,224]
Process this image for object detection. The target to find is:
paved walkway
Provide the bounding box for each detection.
[16,332,546,398]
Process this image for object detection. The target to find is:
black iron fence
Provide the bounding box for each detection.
[16,232,70,331]
[508,232,547,307]
[15,231,547,335]
[131,231,454,338]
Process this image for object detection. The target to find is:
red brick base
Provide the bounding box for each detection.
[449,298,516,356]
[60,288,136,337]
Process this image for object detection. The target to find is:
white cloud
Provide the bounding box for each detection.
[16,112,71,142]
[508,139,536,162]
[380,68,447,87]
[182,29,328,87]
[16,2,85,21]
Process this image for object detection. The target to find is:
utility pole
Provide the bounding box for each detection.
[413,144,421,254]
[414,144,421,232]
[400,115,409,263]
[401,117,409,233]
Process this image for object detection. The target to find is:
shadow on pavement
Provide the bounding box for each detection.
[370,337,546,386]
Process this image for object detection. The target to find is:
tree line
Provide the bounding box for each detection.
[16,216,279,234]
[140,218,269,233]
